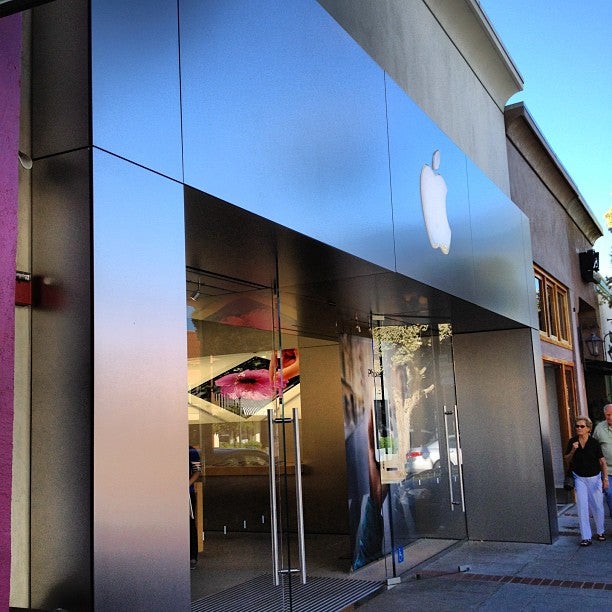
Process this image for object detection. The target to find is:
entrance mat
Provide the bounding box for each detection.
[191,574,384,612]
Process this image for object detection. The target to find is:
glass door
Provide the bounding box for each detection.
[186,268,304,607]
[267,281,306,588]
[370,316,466,576]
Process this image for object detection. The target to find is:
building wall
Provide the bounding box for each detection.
[1,12,22,610]
[454,328,556,543]
[10,307,30,608]
[92,151,189,612]
[166,0,534,326]
[505,103,606,494]
[506,141,597,292]
[14,0,552,608]
[26,2,93,608]
[30,149,93,611]
[318,0,521,195]
[10,11,32,608]
[506,124,601,416]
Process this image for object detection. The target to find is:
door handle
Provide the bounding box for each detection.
[267,409,280,585]
[442,405,456,510]
[268,408,307,585]
[293,407,307,584]
[453,405,466,512]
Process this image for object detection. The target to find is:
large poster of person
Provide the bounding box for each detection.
[341,323,457,570]
[341,332,389,569]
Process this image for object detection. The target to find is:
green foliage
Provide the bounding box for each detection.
[595,277,612,308]
[373,324,428,366]
[372,323,452,366]
[378,435,396,452]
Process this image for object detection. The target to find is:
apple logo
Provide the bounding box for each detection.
[420,149,451,255]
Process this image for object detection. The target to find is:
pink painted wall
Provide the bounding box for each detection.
[0,12,22,610]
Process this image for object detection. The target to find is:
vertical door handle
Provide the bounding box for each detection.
[293,407,307,584]
[453,405,466,512]
[442,406,456,510]
[267,409,280,585]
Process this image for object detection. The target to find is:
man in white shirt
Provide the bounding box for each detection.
[593,404,612,518]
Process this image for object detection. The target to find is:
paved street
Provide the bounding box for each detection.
[357,504,612,610]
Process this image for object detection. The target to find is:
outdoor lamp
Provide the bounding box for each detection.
[585,332,603,357]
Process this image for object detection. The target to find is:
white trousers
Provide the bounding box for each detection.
[573,472,605,540]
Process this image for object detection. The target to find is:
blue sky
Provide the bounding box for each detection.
[479,0,612,273]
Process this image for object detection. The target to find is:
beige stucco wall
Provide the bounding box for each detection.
[506,140,598,305]
[10,307,30,608]
[506,137,599,415]
[318,0,522,195]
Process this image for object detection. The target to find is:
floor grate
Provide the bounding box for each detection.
[191,574,384,612]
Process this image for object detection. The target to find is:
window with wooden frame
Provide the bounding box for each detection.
[563,366,577,417]
[556,362,577,453]
[534,267,571,346]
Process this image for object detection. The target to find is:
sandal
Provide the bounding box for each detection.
[596,534,606,541]
[580,539,592,546]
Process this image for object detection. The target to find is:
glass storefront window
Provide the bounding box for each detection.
[344,318,466,574]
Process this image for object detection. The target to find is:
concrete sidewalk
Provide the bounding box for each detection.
[356,504,612,610]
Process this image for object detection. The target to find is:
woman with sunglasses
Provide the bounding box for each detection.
[564,415,609,546]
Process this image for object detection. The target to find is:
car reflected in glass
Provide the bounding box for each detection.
[405,436,458,474]
[209,448,269,467]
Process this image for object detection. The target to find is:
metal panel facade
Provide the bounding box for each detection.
[31,150,93,610]
[92,151,189,611]
[179,0,395,271]
[23,0,549,607]
[175,0,533,325]
[453,328,554,543]
[91,0,183,181]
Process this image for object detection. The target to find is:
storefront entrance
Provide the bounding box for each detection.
[184,189,472,610]
[185,268,386,610]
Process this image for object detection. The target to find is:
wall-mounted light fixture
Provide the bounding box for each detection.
[18,150,33,170]
[190,278,201,301]
[585,331,603,357]
[579,249,599,283]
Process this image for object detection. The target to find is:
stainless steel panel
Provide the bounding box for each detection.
[92,150,189,610]
[180,0,394,270]
[292,407,307,583]
[91,0,182,180]
[467,158,533,326]
[184,186,522,341]
[32,0,90,158]
[522,214,540,330]
[386,77,476,298]
[531,327,558,540]
[31,149,93,610]
[453,328,553,543]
